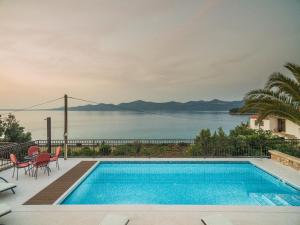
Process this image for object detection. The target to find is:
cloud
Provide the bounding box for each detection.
[0,0,299,107]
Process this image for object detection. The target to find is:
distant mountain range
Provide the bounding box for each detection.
[54,99,244,112]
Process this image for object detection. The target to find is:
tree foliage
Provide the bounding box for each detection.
[189,123,280,157]
[0,114,32,143]
[0,115,4,137]
[242,63,300,125]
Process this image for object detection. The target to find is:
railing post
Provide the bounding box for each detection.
[93,139,95,154]
[46,117,51,153]
[64,94,68,160]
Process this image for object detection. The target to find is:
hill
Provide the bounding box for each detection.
[55,99,244,112]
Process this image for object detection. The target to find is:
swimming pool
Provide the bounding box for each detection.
[61,161,300,206]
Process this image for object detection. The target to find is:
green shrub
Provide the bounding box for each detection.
[1,114,31,143]
[79,147,95,156]
[112,144,136,156]
[76,143,82,147]
[189,144,202,156]
[99,142,111,155]
[158,145,169,152]
[140,148,151,156]
[133,141,142,154]
[70,150,80,156]
[178,142,189,147]
[188,124,284,157]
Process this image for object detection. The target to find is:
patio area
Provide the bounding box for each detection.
[0,158,300,225]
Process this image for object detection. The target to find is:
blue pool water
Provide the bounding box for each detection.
[61,161,300,206]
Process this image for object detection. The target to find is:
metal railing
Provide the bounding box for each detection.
[0,141,35,171]
[1,138,300,170]
[35,139,195,155]
[189,138,300,158]
[34,138,300,158]
[36,138,194,146]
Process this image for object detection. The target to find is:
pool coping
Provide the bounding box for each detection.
[54,158,300,206]
[251,162,300,191]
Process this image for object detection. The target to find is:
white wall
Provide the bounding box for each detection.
[249,118,271,131]
[285,120,300,138]
[249,118,256,129]
[268,117,278,131]
[249,116,300,139]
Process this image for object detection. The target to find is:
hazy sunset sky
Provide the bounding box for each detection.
[0,0,300,108]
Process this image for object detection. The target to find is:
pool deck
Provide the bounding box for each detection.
[0,158,300,225]
[24,161,97,205]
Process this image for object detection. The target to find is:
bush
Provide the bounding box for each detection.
[188,124,282,157]
[178,142,189,147]
[99,142,111,155]
[71,147,96,156]
[274,140,300,158]
[190,129,212,156]
[139,148,150,156]
[0,114,31,143]
[76,143,82,147]
[112,144,136,156]
[82,147,96,156]
[133,141,142,154]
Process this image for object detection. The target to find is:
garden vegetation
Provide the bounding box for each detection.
[66,123,300,158]
[0,114,32,143]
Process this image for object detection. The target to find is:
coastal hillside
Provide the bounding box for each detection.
[55,99,243,112]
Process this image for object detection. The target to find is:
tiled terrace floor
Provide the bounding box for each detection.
[0,158,299,225]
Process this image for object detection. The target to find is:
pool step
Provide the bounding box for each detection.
[260,194,276,206]
[250,193,275,206]
[276,194,300,206]
[250,193,300,206]
[266,194,289,206]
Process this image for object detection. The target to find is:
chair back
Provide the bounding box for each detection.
[35,152,50,166]
[28,146,40,156]
[10,154,18,164]
[55,147,62,158]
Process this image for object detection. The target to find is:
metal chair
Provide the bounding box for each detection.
[28,145,40,157]
[50,147,62,169]
[32,153,51,179]
[9,154,30,180]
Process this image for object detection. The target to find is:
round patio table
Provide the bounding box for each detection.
[24,154,38,161]
[23,154,39,176]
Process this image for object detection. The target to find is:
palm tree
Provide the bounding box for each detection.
[242,63,300,125]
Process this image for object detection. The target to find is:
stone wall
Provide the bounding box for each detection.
[269,150,300,170]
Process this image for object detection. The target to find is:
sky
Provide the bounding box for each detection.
[0,0,300,108]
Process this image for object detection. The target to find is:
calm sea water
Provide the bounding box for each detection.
[0,111,248,140]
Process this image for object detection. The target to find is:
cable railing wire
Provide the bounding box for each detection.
[68,96,99,104]
[1,95,206,121]
[0,97,64,116]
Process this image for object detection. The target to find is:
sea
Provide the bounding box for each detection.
[0,111,249,140]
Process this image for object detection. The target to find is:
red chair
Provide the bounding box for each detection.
[10,154,30,180]
[27,146,41,175]
[50,147,61,170]
[32,153,51,179]
[28,146,40,156]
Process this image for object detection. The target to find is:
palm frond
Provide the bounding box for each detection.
[285,62,300,84]
[242,63,300,125]
[244,89,297,106]
[242,92,300,124]
[256,104,300,125]
[265,72,300,102]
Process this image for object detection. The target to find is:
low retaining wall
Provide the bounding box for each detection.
[269,150,300,170]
